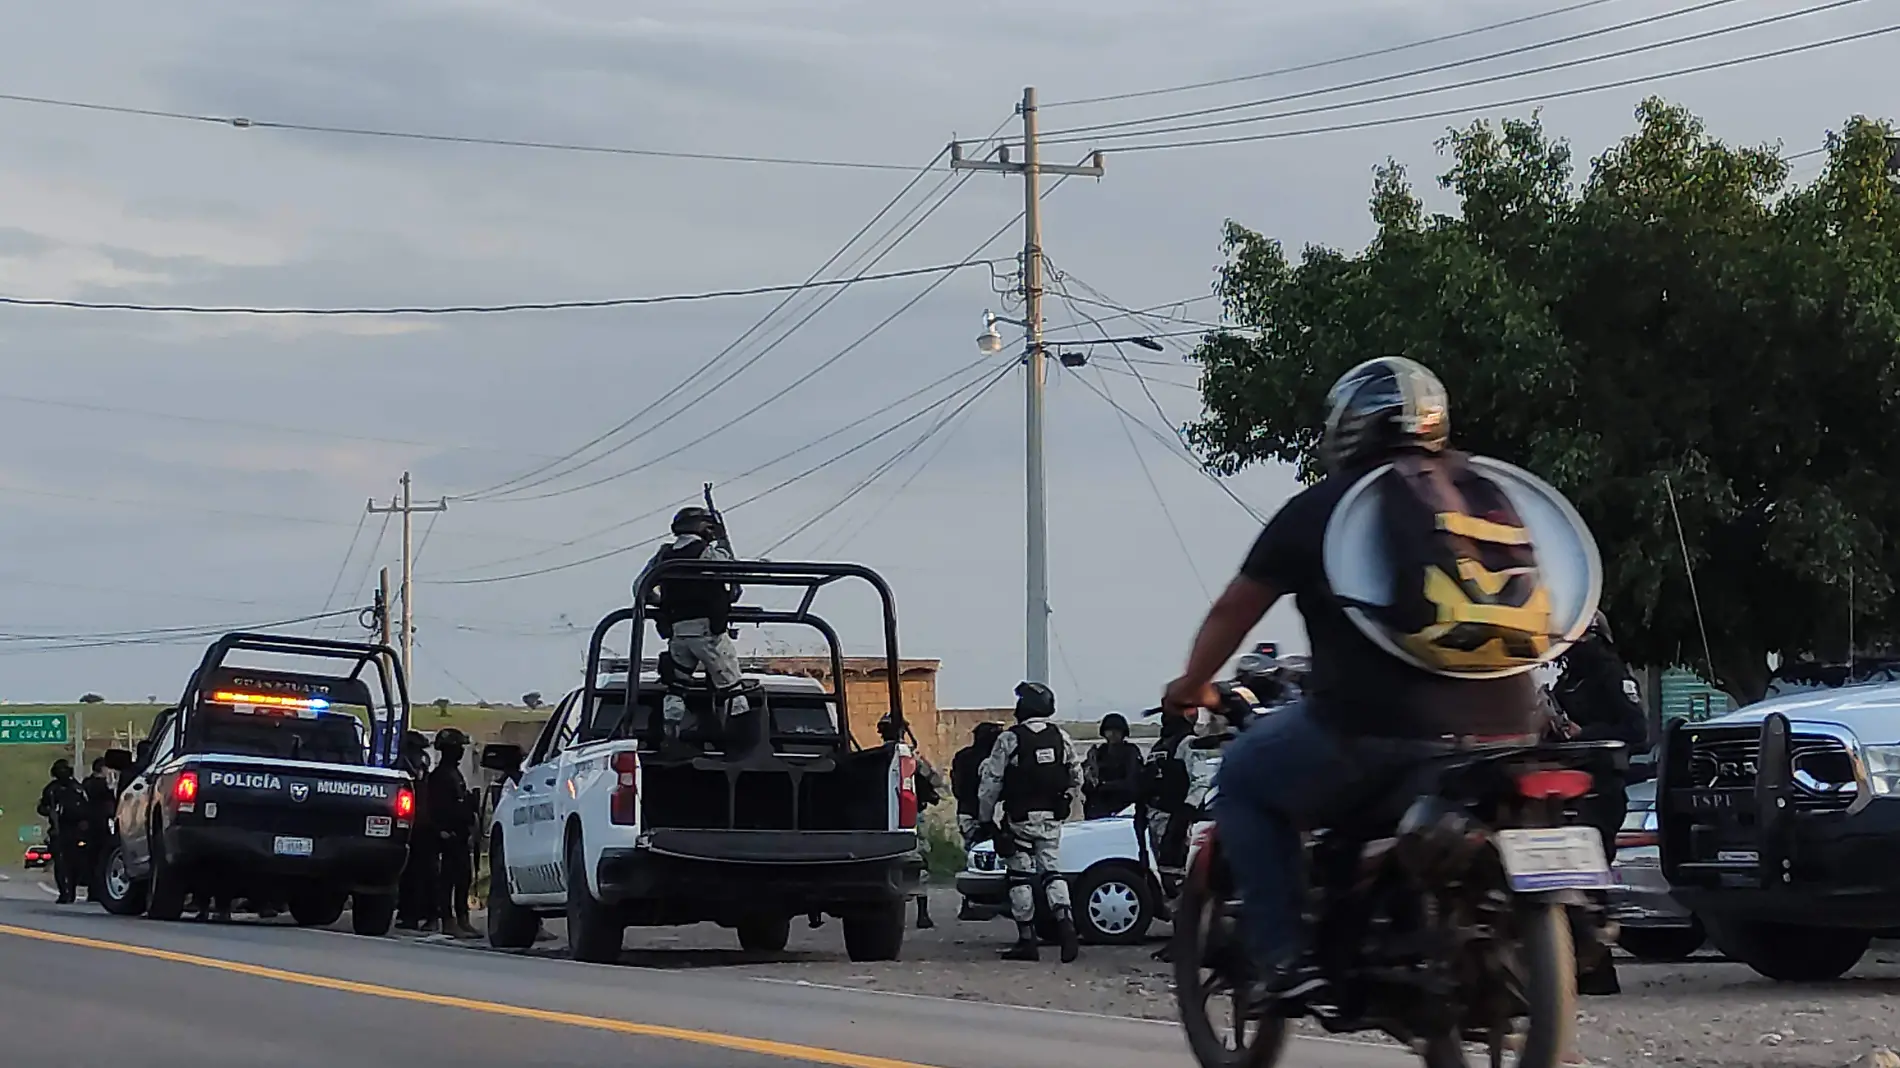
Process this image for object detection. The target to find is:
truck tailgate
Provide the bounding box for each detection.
[186,756,408,837]
[643,829,917,865]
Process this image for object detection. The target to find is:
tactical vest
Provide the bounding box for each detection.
[652,538,731,631]
[1002,722,1069,819]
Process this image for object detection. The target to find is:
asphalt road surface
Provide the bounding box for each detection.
[0,884,1408,1068]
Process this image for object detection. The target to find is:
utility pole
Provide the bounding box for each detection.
[377,567,392,649]
[950,86,1104,686]
[367,473,446,680]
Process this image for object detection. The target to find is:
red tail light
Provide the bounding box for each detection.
[610,750,639,826]
[1516,769,1593,800]
[395,788,415,820]
[896,752,918,829]
[173,771,199,804]
[1617,830,1659,850]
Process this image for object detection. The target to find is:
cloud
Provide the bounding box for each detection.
[0,0,1885,705]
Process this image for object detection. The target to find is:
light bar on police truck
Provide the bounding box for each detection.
[209,690,331,713]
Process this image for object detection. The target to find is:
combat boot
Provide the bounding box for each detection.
[1054,907,1080,964]
[1001,921,1040,961]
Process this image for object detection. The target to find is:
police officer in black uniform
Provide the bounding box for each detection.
[1549,610,1649,995]
[645,507,747,756]
[1082,713,1143,820]
[37,760,92,904]
[950,721,1004,921]
[394,730,436,930]
[427,728,479,938]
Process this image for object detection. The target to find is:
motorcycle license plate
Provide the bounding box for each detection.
[273,836,315,857]
[1496,828,1611,891]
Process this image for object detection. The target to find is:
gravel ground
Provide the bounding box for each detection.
[446,891,1900,1067]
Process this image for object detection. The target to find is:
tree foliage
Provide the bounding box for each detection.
[1189,99,1900,702]
[521,691,543,710]
[78,693,105,704]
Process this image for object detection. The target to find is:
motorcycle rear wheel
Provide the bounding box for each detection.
[1499,902,1577,1068]
[1171,846,1288,1068]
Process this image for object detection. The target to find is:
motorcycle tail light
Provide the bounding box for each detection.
[1516,768,1593,800]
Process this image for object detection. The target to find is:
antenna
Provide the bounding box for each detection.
[1664,476,1719,688]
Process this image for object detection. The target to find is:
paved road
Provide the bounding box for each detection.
[0,887,1407,1068]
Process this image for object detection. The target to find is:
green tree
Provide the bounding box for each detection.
[433,697,452,717]
[1188,99,1900,703]
[78,693,105,704]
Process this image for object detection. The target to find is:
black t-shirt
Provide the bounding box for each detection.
[1240,475,1539,739]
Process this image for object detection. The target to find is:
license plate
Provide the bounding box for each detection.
[1716,850,1759,864]
[1497,827,1611,891]
[365,816,392,838]
[273,836,314,857]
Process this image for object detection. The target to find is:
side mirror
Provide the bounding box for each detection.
[134,741,154,766]
[480,743,524,778]
[102,748,136,772]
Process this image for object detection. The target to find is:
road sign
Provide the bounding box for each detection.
[18,825,42,843]
[0,713,68,745]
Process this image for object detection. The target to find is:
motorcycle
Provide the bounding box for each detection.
[1172,683,1620,1068]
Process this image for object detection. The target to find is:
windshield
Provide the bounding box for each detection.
[186,707,369,765]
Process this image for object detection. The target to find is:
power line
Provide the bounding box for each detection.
[0,258,1001,315]
[312,512,371,636]
[322,512,392,637]
[1100,24,1900,155]
[432,362,1007,585]
[0,607,366,651]
[1092,366,1213,599]
[431,354,1002,577]
[465,167,986,502]
[0,90,923,172]
[1044,0,1632,108]
[471,185,1041,506]
[1037,0,1861,146]
[760,365,1016,556]
[453,140,976,501]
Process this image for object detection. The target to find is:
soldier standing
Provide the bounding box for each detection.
[977,683,1081,963]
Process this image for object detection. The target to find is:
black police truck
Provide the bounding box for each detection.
[93,633,417,935]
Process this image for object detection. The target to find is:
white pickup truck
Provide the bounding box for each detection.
[483,560,925,964]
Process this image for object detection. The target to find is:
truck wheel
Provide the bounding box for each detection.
[146,823,187,922]
[486,831,541,950]
[842,902,905,962]
[351,893,397,937]
[1072,862,1155,945]
[564,831,623,964]
[1617,921,1705,963]
[94,841,147,916]
[1708,919,1870,982]
[736,915,792,954]
[288,890,347,927]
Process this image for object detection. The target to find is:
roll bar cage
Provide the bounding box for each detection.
[584,559,907,747]
[178,632,412,768]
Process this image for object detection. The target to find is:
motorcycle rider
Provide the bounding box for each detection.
[1164,356,1544,1002]
[977,682,1083,963]
[644,506,746,758]
[1549,610,1648,996]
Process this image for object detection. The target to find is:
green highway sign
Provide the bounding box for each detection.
[0,713,68,745]
[17,825,41,844]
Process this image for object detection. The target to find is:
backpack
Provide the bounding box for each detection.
[1373,452,1556,675]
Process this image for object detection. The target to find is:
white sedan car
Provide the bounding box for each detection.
[954,808,1165,944]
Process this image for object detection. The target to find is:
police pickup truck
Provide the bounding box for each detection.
[483,560,924,963]
[93,633,416,936]
[1659,664,1900,981]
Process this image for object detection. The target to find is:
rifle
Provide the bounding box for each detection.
[702,482,734,556]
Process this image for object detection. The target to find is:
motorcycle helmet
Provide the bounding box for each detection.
[1320,356,1450,475]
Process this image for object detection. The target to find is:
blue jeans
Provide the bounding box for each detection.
[1211,702,1424,970]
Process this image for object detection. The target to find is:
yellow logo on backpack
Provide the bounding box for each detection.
[1383,454,1556,674]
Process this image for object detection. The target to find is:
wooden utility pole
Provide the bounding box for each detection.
[367,473,445,679]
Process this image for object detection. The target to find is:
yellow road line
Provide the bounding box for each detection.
[0,923,936,1068]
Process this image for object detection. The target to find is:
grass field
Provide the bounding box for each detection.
[0,703,545,863]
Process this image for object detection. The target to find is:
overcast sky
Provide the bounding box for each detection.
[0,0,1885,712]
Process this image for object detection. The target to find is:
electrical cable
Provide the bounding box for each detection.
[311,512,371,636]
[0,607,367,652]
[0,258,998,315]
[473,181,1044,505]
[1098,24,1900,155]
[461,131,1012,502]
[322,512,393,636]
[1037,0,1865,147]
[1044,0,1633,108]
[0,90,923,172]
[453,140,974,501]
[1039,0,1761,141]
[432,362,1007,584]
[428,354,1001,576]
[760,364,1016,556]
